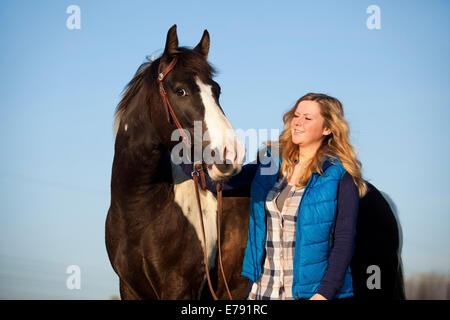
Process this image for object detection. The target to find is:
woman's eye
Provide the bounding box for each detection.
[305,117,311,120]
[176,88,187,96]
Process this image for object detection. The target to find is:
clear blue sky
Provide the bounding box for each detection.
[0,0,449,299]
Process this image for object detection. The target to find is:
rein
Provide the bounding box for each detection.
[157,57,233,300]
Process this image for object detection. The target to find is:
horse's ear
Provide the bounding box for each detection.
[163,24,179,57]
[194,29,210,59]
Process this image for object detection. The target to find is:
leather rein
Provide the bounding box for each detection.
[157,57,233,300]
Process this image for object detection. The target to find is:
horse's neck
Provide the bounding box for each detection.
[111,121,172,197]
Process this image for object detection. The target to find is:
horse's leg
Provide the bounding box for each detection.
[119,279,142,300]
[141,216,207,300]
[160,273,202,300]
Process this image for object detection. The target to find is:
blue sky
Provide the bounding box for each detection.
[0,0,449,299]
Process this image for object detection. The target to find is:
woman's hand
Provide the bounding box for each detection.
[309,293,327,300]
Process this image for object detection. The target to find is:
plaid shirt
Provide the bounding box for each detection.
[248,177,305,300]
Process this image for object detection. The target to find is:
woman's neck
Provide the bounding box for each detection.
[298,144,320,163]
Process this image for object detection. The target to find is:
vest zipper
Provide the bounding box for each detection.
[292,174,314,297]
[296,173,315,252]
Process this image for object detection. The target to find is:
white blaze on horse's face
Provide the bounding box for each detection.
[195,77,245,179]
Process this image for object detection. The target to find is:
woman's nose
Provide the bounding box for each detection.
[293,117,303,126]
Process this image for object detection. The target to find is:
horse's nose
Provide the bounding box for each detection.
[223,145,237,165]
[223,137,245,167]
[208,140,245,181]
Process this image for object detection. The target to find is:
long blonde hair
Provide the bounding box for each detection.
[278,93,367,198]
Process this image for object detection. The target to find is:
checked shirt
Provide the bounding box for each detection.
[248,177,305,300]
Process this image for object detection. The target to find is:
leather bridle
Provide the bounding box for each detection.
[157,57,233,300]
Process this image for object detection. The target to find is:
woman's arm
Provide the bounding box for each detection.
[315,172,359,300]
[178,162,258,197]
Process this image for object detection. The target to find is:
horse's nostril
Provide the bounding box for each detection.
[223,146,234,165]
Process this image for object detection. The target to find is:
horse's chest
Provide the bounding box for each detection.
[172,166,218,271]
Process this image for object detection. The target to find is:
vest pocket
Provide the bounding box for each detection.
[328,229,334,249]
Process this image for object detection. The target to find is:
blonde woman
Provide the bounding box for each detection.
[181,93,367,300]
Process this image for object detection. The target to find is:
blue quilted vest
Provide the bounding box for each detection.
[241,149,354,299]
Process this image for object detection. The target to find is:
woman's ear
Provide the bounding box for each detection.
[323,127,332,136]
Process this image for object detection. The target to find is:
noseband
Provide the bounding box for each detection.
[157,57,232,300]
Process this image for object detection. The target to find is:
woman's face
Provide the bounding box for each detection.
[290,100,331,147]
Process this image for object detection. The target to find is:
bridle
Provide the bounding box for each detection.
[157,57,233,300]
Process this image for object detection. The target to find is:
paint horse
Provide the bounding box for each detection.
[106,25,247,299]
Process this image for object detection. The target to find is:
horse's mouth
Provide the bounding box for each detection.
[207,163,242,181]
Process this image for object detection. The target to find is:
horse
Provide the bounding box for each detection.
[105,25,247,299]
[350,183,405,299]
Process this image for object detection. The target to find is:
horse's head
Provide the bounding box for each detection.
[148,25,245,180]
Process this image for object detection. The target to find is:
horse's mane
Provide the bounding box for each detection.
[114,60,155,135]
[113,48,216,136]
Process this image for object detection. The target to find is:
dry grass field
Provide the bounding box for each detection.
[405,272,450,300]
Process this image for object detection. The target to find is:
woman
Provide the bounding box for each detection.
[181,93,367,300]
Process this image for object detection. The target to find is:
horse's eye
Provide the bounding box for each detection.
[176,88,187,97]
